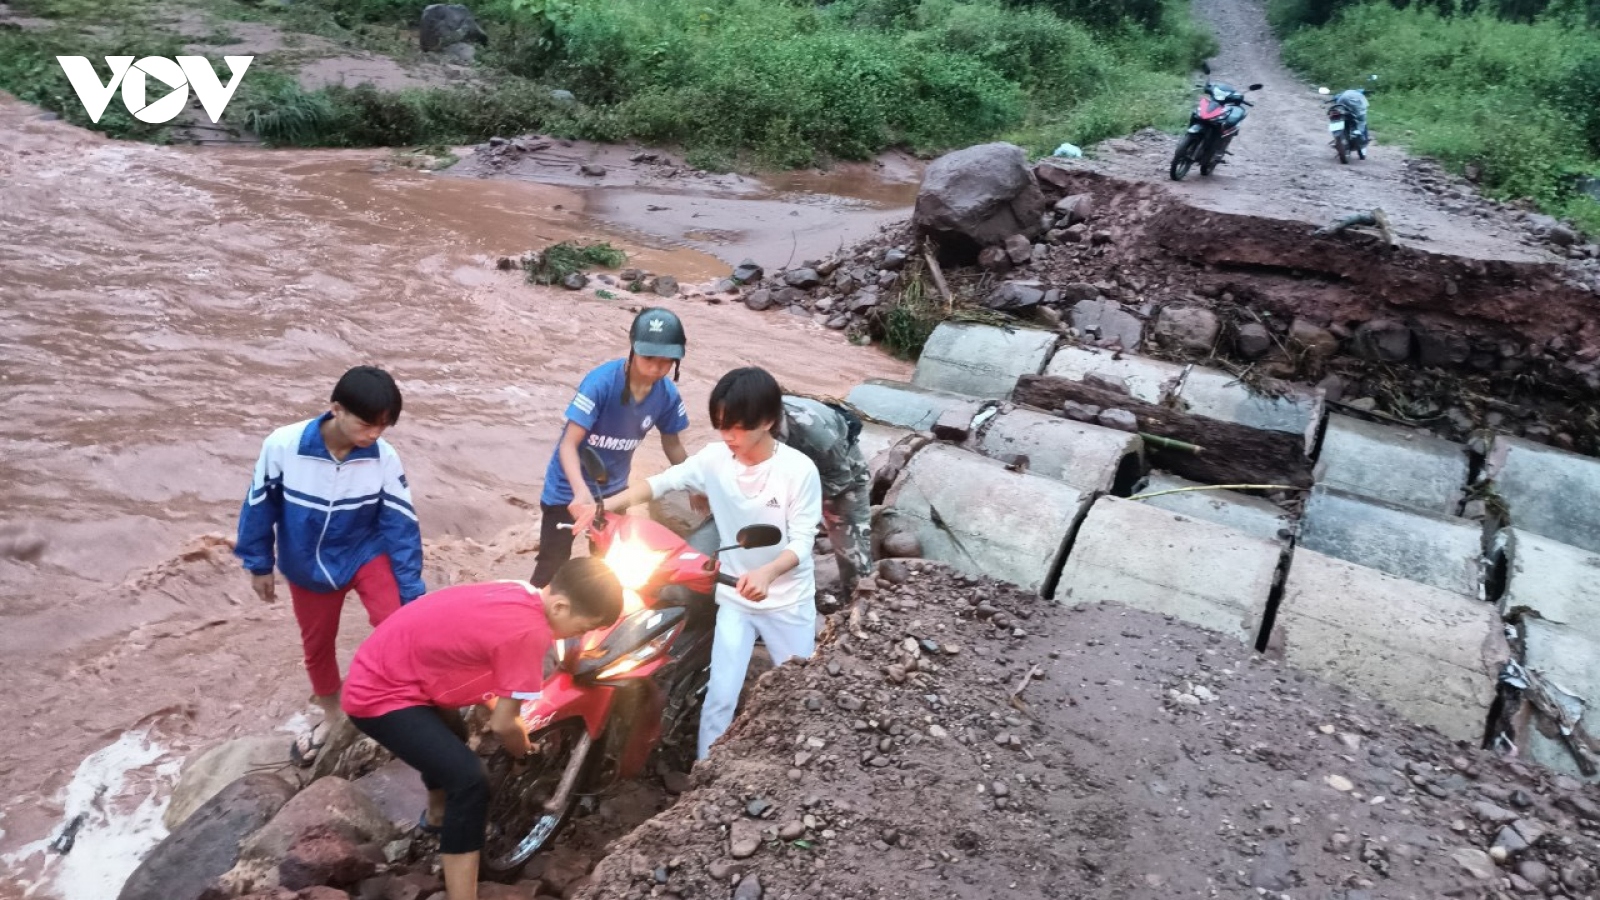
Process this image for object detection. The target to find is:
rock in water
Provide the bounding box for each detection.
[118,773,296,900]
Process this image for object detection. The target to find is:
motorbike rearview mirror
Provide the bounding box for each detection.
[1248,83,1264,91]
[578,445,609,486]
[1200,61,1211,75]
[735,525,783,550]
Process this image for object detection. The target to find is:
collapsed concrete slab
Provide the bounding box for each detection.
[1274,548,1509,743]
[973,406,1144,494]
[881,444,1087,595]
[847,379,989,434]
[1298,487,1484,598]
[1314,414,1469,516]
[1041,346,1322,451]
[1130,473,1292,544]
[1054,496,1281,643]
[1492,528,1600,780]
[857,421,915,472]
[1518,620,1600,781]
[912,321,1057,399]
[1486,435,1600,556]
[1043,345,1177,405]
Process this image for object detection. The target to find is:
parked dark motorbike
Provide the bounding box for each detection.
[479,447,781,879]
[1171,66,1264,181]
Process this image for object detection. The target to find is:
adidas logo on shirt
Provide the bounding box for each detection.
[765,497,780,508]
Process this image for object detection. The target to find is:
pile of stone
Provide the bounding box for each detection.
[117,731,580,900]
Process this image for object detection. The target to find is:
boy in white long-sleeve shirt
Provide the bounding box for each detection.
[603,366,823,759]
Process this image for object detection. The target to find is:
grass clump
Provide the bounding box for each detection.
[1271,0,1600,229]
[521,241,628,285]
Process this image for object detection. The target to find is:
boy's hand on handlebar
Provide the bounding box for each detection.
[568,492,598,534]
[736,565,777,602]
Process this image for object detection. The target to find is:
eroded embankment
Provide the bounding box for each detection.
[571,565,1600,900]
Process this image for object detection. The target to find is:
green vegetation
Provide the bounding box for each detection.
[0,25,185,141]
[0,0,1213,167]
[1270,0,1600,233]
[520,241,628,285]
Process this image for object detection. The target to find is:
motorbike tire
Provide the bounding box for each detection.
[481,719,591,881]
[1169,134,1197,181]
[1335,133,1349,165]
[1199,152,1218,177]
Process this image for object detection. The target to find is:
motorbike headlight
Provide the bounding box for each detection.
[594,629,677,681]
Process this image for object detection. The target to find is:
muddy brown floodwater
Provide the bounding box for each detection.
[0,93,911,899]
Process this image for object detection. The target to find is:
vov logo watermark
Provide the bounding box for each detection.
[56,56,253,125]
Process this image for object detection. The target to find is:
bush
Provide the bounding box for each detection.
[0,27,185,141]
[521,241,628,285]
[234,75,562,146]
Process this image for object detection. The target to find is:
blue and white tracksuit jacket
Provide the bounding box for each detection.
[235,414,426,602]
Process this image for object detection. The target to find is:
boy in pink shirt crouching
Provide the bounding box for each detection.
[342,558,622,900]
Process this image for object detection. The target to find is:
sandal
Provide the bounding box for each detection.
[289,721,330,768]
[417,810,442,835]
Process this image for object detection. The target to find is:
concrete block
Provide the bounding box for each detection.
[1494,527,1600,632]
[1043,346,1322,448]
[1298,487,1483,598]
[1176,366,1323,446]
[1130,473,1292,543]
[1314,414,1469,516]
[856,421,915,472]
[974,407,1144,494]
[1055,495,1281,643]
[1043,345,1179,404]
[1487,436,1600,555]
[882,444,1087,595]
[1276,549,1509,743]
[847,379,988,433]
[1494,528,1600,779]
[1518,619,1600,781]
[912,321,1057,399]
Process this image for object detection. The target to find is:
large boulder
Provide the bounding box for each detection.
[419,4,488,53]
[118,773,296,900]
[913,143,1048,263]
[165,737,295,830]
[239,776,396,867]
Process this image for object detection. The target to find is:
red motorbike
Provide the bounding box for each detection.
[480,449,779,879]
[1171,63,1263,181]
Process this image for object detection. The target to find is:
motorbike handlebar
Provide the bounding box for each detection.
[1243,100,1254,107]
[716,571,739,588]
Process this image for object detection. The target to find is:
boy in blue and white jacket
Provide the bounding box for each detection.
[235,365,425,766]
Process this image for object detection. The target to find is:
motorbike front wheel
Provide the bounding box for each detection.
[1335,132,1349,165]
[1170,133,1197,181]
[482,719,591,881]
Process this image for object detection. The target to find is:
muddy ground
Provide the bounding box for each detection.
[576,565,1600,900]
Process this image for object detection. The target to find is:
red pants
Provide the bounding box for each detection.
[288,554,401,697]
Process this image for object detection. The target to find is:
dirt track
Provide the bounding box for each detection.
[1087,0,1557,264]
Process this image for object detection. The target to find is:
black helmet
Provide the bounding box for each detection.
[629,307,687,360]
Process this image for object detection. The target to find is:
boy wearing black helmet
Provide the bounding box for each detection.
[531,308,692,587]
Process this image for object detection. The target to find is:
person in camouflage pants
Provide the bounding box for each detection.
[778,395,873,605]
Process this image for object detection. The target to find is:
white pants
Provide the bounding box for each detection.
[698,600,816,759]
